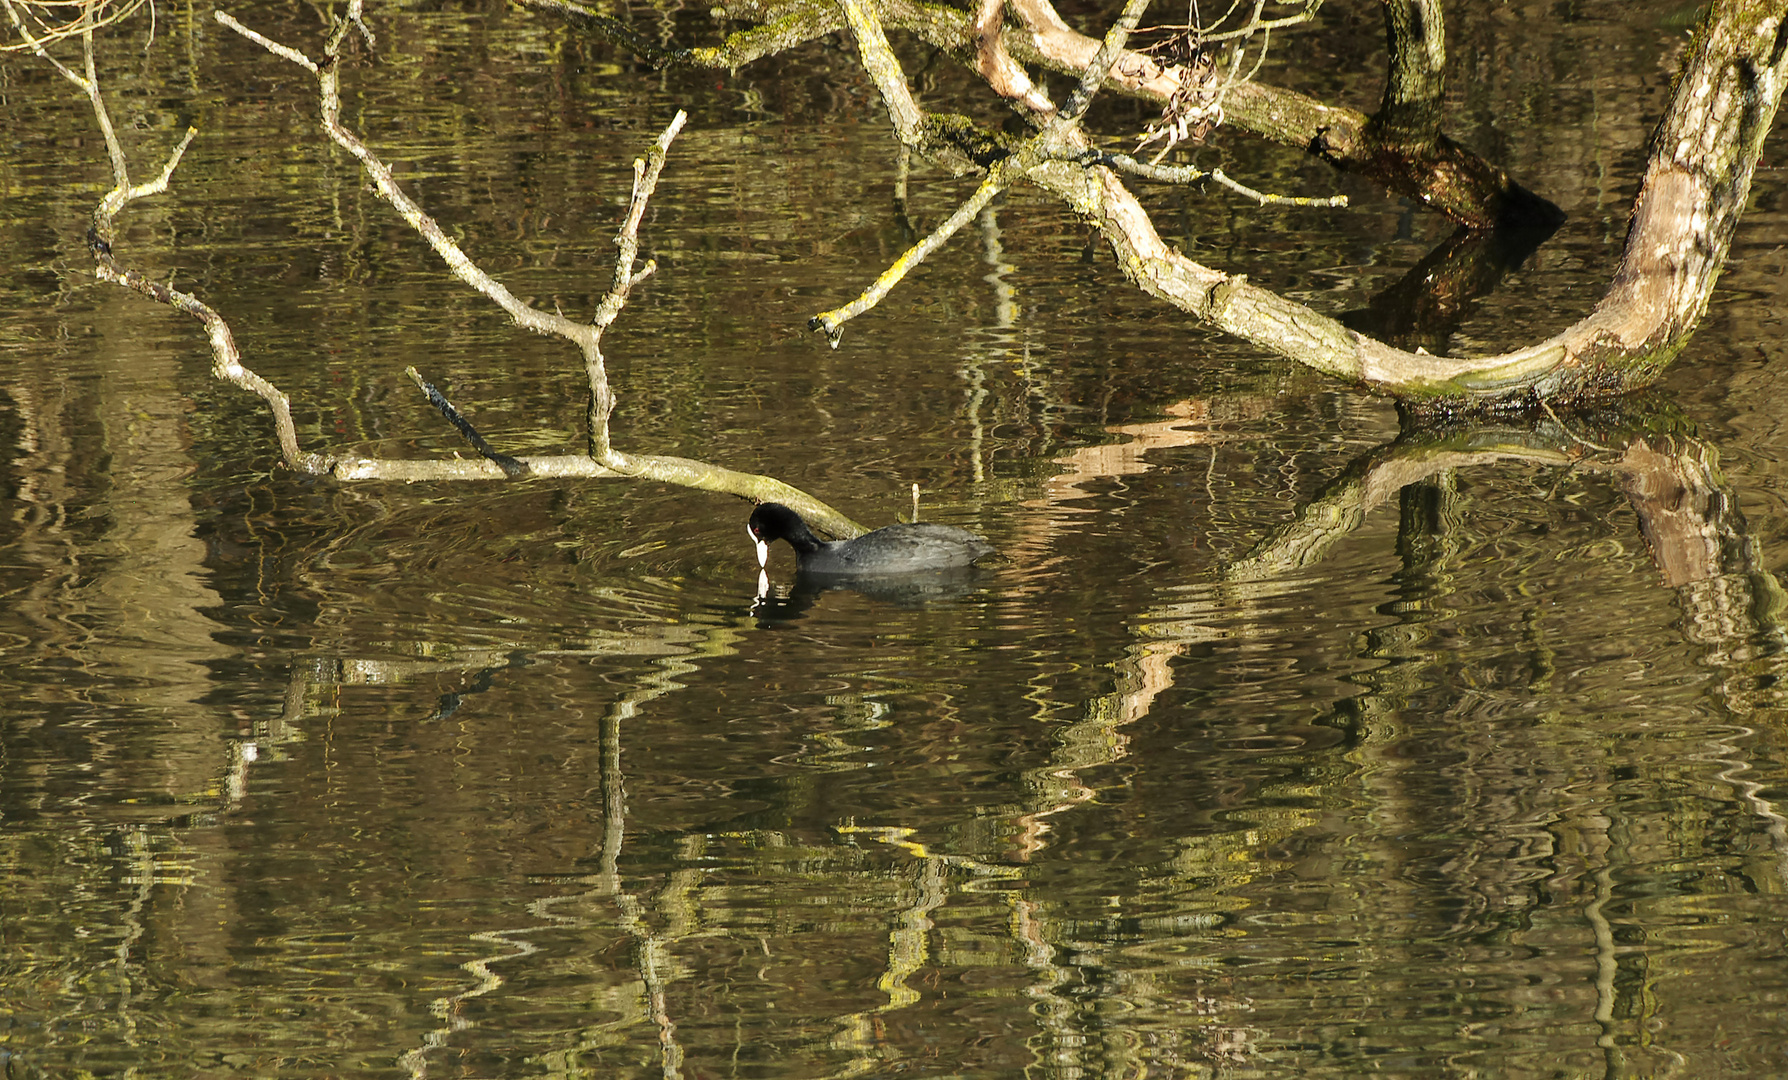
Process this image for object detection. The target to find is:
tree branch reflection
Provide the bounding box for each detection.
[1218,394,1788,880]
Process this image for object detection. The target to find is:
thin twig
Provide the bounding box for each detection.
[2,0,85,81]
[212,10,316,71]
[589,112,685,455]
[1081,149,1347,207]
[404,367,530,477]
[1052,0,1154,128]
[810,174,1005,344]
[598,117,685,324]
[211,7,862,528]
[1143,0,1317,43]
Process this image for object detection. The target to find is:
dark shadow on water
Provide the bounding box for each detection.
[1341,214,1563,355]
[750,567,991,623]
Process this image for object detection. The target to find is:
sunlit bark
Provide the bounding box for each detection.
[881,0,1788,407]
[20,0,866,538]
[527,0,1785,408]
[519,0,1546,229]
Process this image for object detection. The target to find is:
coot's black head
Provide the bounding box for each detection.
[748,503,825,565]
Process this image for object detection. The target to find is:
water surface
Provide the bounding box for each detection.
[4,2,1788,1076]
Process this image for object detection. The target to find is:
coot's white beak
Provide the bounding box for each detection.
[748,524,769,569]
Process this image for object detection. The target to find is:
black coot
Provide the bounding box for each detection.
[748,502,995,575]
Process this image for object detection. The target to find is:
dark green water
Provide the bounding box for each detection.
[4,1,1788,1076]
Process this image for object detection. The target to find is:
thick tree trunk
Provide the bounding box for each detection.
[1350,0,1562,231]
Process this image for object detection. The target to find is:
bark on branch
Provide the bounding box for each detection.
[520,0,1531,229]
[815,0,1784,407]
[41,0,867,538]
[992,1,1788,408]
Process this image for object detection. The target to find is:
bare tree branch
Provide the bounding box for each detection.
[972,0,1054,115]
[213,4,865,533]
[1048,0,1154,129]
[811,174,1005,343]
[521,0,1523,229]
[1009,1,1788,407]
[815,0,1156,340]
[542,0,1784,408]
[836,0,934,156]
[31,1,867,538]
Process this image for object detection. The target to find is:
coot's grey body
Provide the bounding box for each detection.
[748,503,994,575]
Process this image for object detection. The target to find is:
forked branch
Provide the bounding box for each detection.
[44,1,864,537]
[815,0,1172,341]
[853,0,1788,408]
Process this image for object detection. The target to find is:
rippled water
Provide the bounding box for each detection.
[5,1,1788,1076]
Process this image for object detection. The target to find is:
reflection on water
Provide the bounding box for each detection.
[5,1,1788,1077]
[752,565,992,618]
